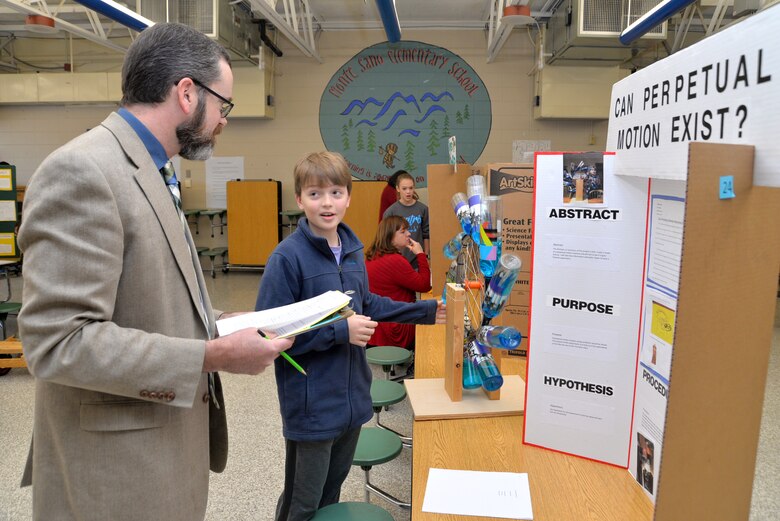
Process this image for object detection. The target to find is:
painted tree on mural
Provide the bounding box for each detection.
[456,110,464,125]
[357,129,364,151]
[367,129,376,152]
[427,120,440,156]
[404,140,416,172]
[443,114,450,138]
[464,104,471,120]
[341,123,350,150]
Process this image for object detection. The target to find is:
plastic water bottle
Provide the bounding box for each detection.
[462,351,482,389]
[477,325,522,350]
[443,232,466,260]
[466,175,487,239]
[442,258,461,304]
[478,196,502,278]
[450,192,472,235]
[482,254,522,323]
[466,340,503,391]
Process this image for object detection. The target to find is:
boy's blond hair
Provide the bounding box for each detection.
[294,151,352,196]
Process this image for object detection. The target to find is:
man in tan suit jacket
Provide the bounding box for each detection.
[17,23,291,521]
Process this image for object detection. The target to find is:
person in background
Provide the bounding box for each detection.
[382,172,429,269]
[378,169,406,221]
[255,151,446,521]
[366,215,432,352]
[17,23,291,521]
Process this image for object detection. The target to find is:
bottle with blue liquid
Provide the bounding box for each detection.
[450,192,472,235]
[482,254,522,324]
[461,349,482,389]
[478,196,502,278]
[477,325,522,350]
[443,231,467,260]
[465,340,503,392]
[466,175,487,242]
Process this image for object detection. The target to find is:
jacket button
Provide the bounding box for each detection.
[202,393,210,403]
[140,390,149,398]
[165,392,176,402]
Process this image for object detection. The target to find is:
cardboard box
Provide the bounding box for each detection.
[483,163,534,358]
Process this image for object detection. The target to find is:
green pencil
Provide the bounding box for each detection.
[257,328,307,376]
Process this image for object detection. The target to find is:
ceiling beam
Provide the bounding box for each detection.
[0,0,128,52]
[487,0,536,63]
[247,0,322,63]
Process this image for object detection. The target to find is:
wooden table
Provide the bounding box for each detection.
[411,322,654,521]
[0,336,25,369]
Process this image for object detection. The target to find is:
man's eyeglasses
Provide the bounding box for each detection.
[184,77,234,118]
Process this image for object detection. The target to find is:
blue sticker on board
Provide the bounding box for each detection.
[319,41,492,187]
[719,175,735,199]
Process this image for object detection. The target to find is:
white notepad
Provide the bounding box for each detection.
[422,468,533,519]
[216,290,352,338]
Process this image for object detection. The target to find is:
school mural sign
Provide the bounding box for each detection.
[319,41,492,186]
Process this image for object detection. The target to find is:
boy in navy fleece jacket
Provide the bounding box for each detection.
[256,151,445,521]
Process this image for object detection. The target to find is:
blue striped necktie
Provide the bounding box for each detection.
[160,161,184,214]
[159,161,220,410]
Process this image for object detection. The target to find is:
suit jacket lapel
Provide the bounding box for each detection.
[102,113,212,335]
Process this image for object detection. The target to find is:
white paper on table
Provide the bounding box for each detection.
[422,468,533,519]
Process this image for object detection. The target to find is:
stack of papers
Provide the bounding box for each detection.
[216,290,353,338]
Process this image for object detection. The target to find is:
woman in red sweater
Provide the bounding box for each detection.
[366,215,432,350]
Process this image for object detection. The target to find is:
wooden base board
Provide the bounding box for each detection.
[405,375,525,420]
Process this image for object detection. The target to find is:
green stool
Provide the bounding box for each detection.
[280,209,304,237]
[370,379,411,447]
[201,209,226,238]
[311,502,393,520]
[365,345,412,381]
[353,427,409,509]
[184,209,205,235]
[201,247,228,278]
[0,301,21,340]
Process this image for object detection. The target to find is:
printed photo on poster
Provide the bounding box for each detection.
[562,153,605,206]
[636,433,655,494]
[641,295,675,379]
[650,300,676,345]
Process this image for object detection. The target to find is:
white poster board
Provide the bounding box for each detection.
[605,6,780,187]
[206,156,244,208]
[629,178,685,501]
[524,152,648,467]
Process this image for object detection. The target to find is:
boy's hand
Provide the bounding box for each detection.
[407,238,424,255]
[435,300,447,324]
[348,314,378,347]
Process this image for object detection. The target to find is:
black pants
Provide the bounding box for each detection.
[274,427,362,521]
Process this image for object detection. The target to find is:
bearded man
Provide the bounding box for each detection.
[17,22,291,521]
